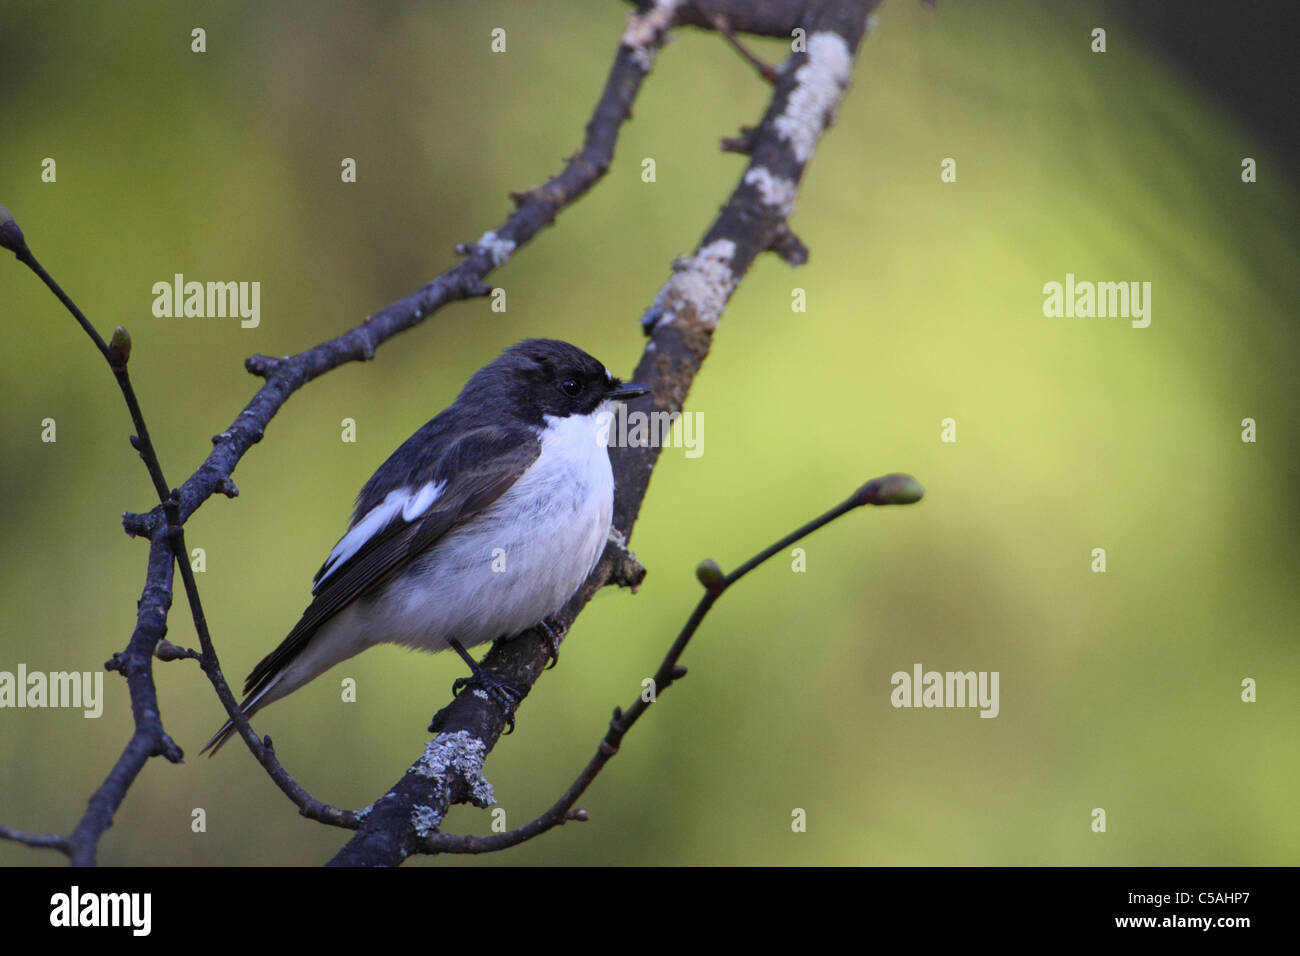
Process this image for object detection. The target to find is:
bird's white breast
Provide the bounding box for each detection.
[360,406,616,653]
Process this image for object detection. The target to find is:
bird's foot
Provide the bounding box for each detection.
[538,616,564,670]
[441,638,525,734]
[450,672,525,733]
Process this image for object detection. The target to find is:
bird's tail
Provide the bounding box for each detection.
[198,607,370,757]
[197,674,285,757]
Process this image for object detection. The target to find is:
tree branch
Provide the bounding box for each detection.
[410,476,923,855]
[1,0,891,866]
[0,211,354,858]
[329,0,884,867]
[64,535,178,865]
[0,0,675,863]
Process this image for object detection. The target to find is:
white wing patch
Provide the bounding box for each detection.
[402,481,441,521]
[314,481,445,592]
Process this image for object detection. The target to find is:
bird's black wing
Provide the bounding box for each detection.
[239,423,541,701]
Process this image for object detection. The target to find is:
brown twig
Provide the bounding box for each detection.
[689,0,781,82]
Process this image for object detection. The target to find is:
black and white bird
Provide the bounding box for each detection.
[201,339,647,755]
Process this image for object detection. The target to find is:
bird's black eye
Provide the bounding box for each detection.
[560,378,582,397]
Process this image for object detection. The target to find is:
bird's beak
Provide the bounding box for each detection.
[608,382,650,401]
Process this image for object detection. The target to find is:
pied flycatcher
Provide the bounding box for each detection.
[201,338,648,755]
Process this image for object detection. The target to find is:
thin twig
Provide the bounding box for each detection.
[1,218,170,503]
[0,824,72,856]
[162,495,359,828]
[689,0,780,82]
[416,475,924,853]
[0,207,353,854]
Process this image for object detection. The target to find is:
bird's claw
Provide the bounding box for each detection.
[449,671,525,734]
[538,617,563,670]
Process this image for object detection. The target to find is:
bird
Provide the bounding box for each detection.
[201,338,648,755]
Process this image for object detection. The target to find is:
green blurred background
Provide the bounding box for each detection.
[1,0,1296,866]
